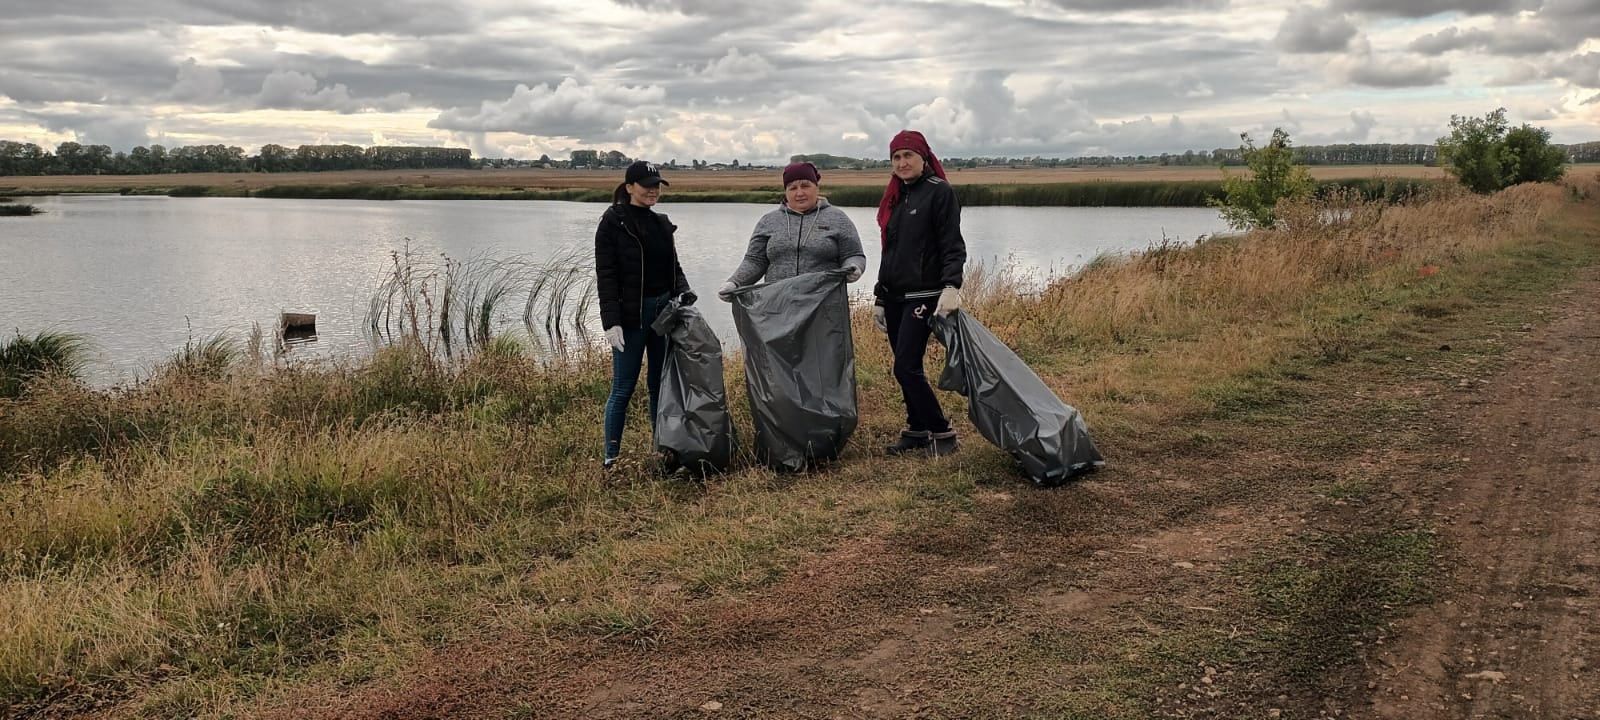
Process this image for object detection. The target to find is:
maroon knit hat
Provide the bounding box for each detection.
[876,130,948,246]
[782,161,821,187]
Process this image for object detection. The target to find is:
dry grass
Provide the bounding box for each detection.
[0,164,1455,194]
[0,174,1593,717]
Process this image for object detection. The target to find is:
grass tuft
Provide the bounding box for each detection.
[1,330,89,398]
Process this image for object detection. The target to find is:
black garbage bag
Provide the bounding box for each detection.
[651,298,735,475]
[930,310,1104,485]
[728,269,858,472]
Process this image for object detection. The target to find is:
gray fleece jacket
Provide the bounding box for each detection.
[727,199,867,285]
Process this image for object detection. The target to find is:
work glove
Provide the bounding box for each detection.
[717,281,738,301]
[843,257,865,283]
[679,291,697,307]
[935,287,961,317]
[873,304,887,332]
[605,326,625,353]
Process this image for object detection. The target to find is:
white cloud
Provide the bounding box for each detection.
[695,48,774,80]
[255,70,411,113]
[429,78,667,141]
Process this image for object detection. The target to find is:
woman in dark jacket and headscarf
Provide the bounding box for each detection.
[873,130,966,457]
[595,160,696,469]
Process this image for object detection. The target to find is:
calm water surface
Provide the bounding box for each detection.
[0,195,1228,382]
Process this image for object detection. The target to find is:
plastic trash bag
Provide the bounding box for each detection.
[651,298,735,475]
[931,310,1104,485]
[728,269,858,472]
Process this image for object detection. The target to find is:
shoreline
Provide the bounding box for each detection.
[0,164,1469,208]
[3,176,1442,207]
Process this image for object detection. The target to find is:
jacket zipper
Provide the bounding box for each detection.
[619,209,647,327]
[795,211,805,276]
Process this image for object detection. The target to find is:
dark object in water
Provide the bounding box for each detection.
[280,312,317,343]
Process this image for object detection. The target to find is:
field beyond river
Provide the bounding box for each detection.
[0,165,1461,206]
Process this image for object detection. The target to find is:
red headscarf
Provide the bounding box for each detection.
[876,130,948,246]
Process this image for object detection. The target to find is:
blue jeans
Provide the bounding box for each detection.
[603,293,670,461]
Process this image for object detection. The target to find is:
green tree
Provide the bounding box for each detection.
[1501,123,1567,186]
[1437,108,1510,194]
[1209,128,1314,231]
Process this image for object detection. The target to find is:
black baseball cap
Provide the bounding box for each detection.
[625,160,668,187]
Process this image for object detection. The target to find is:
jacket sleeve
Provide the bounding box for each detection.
[594,212,622,329]
[833,209,867,264]
[668,219,692,297]
[728,216,773,286]
[934,183,966,289]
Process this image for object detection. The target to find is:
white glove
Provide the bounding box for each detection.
[717,280,738,301]
[935,287,961,317]
[605,326,625,352]
[843,257,865,283]
[873,304,887,332]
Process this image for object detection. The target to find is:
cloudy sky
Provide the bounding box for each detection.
[1,0,1596,162]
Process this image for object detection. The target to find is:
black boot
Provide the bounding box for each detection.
[928,430,960,457]
[885,429,932,456]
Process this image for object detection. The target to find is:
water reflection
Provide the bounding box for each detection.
[1,195,1229,382]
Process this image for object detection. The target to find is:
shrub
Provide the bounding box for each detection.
[1438,108,1567,193]
[1210,128,1315,230]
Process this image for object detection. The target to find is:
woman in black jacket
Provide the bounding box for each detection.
[596,160,695,469]
[873,130,966,457]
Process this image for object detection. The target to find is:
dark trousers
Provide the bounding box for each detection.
[884,297,951,434]
[603,293,670,460]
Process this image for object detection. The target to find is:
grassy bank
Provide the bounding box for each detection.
[3,175,1597,717]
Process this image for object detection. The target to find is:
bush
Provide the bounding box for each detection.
[1209,128,1315,230]
[1438,108,1567,194]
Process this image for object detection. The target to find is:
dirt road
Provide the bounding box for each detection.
[1356,275,1600,718]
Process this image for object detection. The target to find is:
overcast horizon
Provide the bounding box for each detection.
[1,0,1596,163]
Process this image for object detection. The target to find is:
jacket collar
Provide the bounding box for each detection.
[779,198,831,216]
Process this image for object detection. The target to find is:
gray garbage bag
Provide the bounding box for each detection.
[728,269,858,472]
[651,298,735,474]
[931,310,1104,485]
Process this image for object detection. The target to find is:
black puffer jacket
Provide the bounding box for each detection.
[595,203,691,329]
[874,172,966,303]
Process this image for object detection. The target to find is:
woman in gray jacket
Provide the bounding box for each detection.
[716,162,867,296]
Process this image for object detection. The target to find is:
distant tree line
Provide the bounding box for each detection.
[795,142,1600,170]
[0,141,473,176]
[5,136,1595,178]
